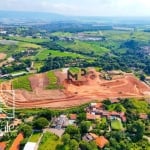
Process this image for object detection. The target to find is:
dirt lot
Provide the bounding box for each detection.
[1,69,150,108]
[0,53,6,60]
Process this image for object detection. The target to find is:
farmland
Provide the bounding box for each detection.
[12,75,32,91]
[57,40,110,54]
[35,49,85,60]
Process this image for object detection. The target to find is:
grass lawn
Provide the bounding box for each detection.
[57,40,109,55]
[29,132,42,143]
[19,42,41,49]
[69,67,80,74]
[38,132,61,150]
[33,62,44,71]
[107,103,126,112]
[12,75,32,91]
[35,49,84,60]
[128,99,149,113]
[8,36,50,44]
[51,32,73,37]
[46,71,63,89]
[111,119,123,130]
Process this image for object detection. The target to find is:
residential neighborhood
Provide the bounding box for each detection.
[0,98,149,150]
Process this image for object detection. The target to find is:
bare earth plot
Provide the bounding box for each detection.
[0,68,150,109]
[0,53,7,60]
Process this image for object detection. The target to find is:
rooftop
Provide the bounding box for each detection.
[139,113,148,119]
[69,114,77,120]
[0,142,6,150]
[95,136,109,148]
[23,142,36,150]
[10,133,24,150]
[0,114,7,119]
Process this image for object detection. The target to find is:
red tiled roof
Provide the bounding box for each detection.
[110,111,119,116]
[119,112,125,116]
[121,116,127,122]
[95,136,109,148]
[0,114,7,119]
[69,114,77,120]
[89,133,98,139]
[86,113,95,120]
[0,142,6,150]
[10,133,24,150]
[139,113,148,119]
[95,103,103,109]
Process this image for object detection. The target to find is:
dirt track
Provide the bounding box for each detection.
[1,69,150,108]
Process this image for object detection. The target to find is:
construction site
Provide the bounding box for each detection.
[0,68,150,109]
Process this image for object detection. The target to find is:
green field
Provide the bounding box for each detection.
[8,36,50,44]
[38,132,61,150]
[0,40,40,57]
[111,119,123,130]
[102,30,150,44]
[46,71,63,89]
[51,32,73,37]
[29,132,42,143]
[69,67,80,74]
[107,103,126,112]
[129,99,150,113]
[12,75,32,91]
[57,40,110,54]
[35,49,84,60]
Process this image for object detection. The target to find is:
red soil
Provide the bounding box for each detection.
[1,69,150,109]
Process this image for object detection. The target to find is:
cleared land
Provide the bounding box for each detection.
[1,68,150,108]
[0,53,7,60]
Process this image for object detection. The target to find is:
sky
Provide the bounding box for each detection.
[0,0,150,16]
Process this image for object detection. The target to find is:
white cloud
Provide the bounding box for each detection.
[0,0,149,16]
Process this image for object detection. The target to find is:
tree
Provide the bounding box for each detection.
[65,125,81,141]
[128,121,144,142]
[79,141,98,150]
[38,110,53,120]
[77,113,86,122]
[139,74,145,81]
[19,124,32,137]
[61,134,70,145]
[70,139,79,150]
[33,117,49,130]
[80,121,91,134]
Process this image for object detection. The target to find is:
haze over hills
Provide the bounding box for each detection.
[0,10,150,25]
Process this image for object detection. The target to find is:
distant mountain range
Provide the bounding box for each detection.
[0,11,70,24]
[0,10,150,25]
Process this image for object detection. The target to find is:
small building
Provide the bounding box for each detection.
[10,119,22,128]
[10,133,24,150]
[69,114,77,120]
[0,132,4,139]
[86,113,100,120]
[0,142,6,150]
[95,136,109,149]
[139,113,148,119]
[82,133,93,142]
[51,115,69,129]
[89,133,98,140]
[23,142,36,150]
[0,114,7,119]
